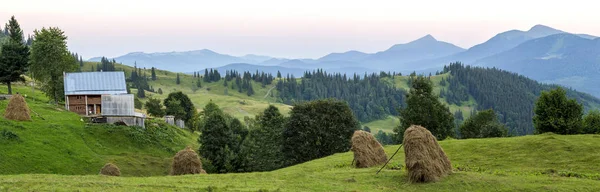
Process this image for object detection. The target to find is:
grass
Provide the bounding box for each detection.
[363,116,400,133]
[1,134,600,191]
[82,62,292,120]
[0,84,198,176]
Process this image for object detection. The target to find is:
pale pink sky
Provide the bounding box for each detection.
[2,0,599,59]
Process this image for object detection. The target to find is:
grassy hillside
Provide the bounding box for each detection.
[82,62,292,120]
[1,134,600,191]
[0,84,198,176]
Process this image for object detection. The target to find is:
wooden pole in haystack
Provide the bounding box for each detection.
[376,144,402,174]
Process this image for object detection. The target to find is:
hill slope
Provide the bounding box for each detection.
[0,84,198,176]
[2,134,600,191]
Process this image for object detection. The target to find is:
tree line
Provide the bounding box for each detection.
[276,69,406,122]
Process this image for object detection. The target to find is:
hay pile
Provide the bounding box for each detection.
[100,163,121,176]
[351,130,387,168]
[4,94,31,121]
[403,125,452,183]
[171,146,206,175]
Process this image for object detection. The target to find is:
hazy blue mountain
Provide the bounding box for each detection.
[364,34,465,70]
[318,50,370,62]
[213,63,379,77]
[475,33,600,97]
[259,58,290,66]
[408,25,597,69]
[89,49,262,72]
[240,54,273,63]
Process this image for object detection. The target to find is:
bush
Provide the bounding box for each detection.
[282,99,359,166]
[460,109,507,139]
[583,110,600,134]
[145,97,165,117]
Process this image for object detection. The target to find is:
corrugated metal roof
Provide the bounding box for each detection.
[64,72,127,95]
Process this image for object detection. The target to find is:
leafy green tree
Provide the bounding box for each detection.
[583,110,600,134]
[394,76,454,142]
[533,88,583,134]
[164,91,196,125]
[240,105,286,171]
[374,130,394,145]
[363,126,371,133]
[157,88,163,94]
[0,16,29,94]
[144,97,165,117]
[459,109,507,139]
[283,99,359,166]
[198,112,233,173]
[29,27,78,104]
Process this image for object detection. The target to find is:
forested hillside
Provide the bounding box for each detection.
[441,63,600,135]
[78,60,600,137]
[276,70,405,122]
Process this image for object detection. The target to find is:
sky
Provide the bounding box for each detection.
[2,0,599,59]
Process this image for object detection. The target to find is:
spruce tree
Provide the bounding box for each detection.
[0,16,29,94]
[176,73,181,84]
[151,67,157,80]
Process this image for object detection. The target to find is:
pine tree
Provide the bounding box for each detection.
[176,73,181,84]
[0,16,29,94]
[151,67,157,80]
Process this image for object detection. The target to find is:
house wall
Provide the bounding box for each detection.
[67,95,102,115]
[106,116,145,128]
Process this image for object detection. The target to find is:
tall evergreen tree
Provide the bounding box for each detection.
[0,16,29,94]
[176,73,181,84]
[151,67,157,80]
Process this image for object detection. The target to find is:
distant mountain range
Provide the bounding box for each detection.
[89,24,600,97]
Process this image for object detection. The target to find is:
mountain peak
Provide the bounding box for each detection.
[527,24,562,34]
[414,34,437,42]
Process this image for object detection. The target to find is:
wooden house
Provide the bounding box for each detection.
[63,71,145,127]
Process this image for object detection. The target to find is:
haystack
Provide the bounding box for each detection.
[4,94,31,121]
[351,130,387,168]
[171,146,206,175]
[403,125,452,183]
[100,163,121,176]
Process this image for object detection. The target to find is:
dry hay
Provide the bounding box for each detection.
[351,130,387,168]
[100,163,121,176]
[403,125,452,183]
[171,146,206,175]
[4,94,31,121]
